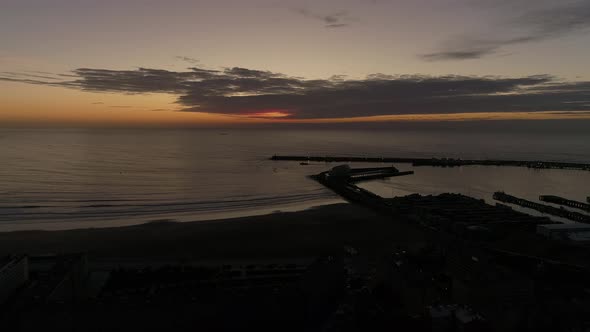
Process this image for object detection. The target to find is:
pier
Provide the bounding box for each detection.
[310,165,413,210]
[271,155,590,171]
[494,192,590,224]
[346,167,414,183]
[539,195,590,213]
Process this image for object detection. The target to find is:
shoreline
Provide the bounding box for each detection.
[0,198,344,232]
[0,203,427,260]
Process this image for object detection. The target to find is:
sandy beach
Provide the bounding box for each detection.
[0,203,426,260]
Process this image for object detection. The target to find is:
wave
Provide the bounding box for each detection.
[0,190,337,224]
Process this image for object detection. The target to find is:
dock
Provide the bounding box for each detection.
[271,155,590,171]
[494,192,590,224]
[539,195,590,213]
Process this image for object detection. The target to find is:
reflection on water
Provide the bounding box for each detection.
[0,126,589,230]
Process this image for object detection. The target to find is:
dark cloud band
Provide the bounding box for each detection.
[1,66,590,119]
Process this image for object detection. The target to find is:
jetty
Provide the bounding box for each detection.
[310,165,413,210]
[493,192,590,224]
[539,195,590,213]
[344,166,414,183]
[271,155,590,171]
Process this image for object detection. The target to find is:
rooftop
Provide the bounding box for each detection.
[537,224,590,231]
[567,231,590,242]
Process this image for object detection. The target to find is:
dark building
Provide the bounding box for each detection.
[0,255,29,305]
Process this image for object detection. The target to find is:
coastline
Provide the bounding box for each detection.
[0,198,345,232]
[0,203,426,260]
[2,190,588,268]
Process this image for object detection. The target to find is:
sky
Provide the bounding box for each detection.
[1,0,590,127]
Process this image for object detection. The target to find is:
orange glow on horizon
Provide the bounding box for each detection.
[2,83,590,127]
[2,108,590,128]
[267,110,590,123]
[246,110,292,118]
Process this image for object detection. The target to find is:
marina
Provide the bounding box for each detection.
[310,165,556,235]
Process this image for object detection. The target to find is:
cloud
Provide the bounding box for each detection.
[176,56,200,64]
[519,2,590,36]
[2,64,590,119]
[0,70,65,84]
[293,8,357,28]
[325,23,349,29]
[421,1,590,60]
[544,111,590,115]
[0,71,61,81]
[421,48,496,61]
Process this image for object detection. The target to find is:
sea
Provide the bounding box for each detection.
[1,120,590,231]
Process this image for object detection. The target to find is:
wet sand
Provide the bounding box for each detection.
[0,203,426,260]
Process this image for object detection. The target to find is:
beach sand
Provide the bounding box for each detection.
[0,203,426,261]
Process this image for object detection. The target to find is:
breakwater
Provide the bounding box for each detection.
[494,192,590,223]
[310,165,412,209]
[539,195,590,213]
[271,155,590,171]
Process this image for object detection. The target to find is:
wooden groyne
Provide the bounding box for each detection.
[539,195,590,213]
[271,155,590,171]
[493,192,590,223]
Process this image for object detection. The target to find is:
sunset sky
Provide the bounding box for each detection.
[2,0,590,127]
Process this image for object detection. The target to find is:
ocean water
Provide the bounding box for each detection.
[1,122,590,231]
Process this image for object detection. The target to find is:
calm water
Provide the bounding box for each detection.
[1,124,589,230]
